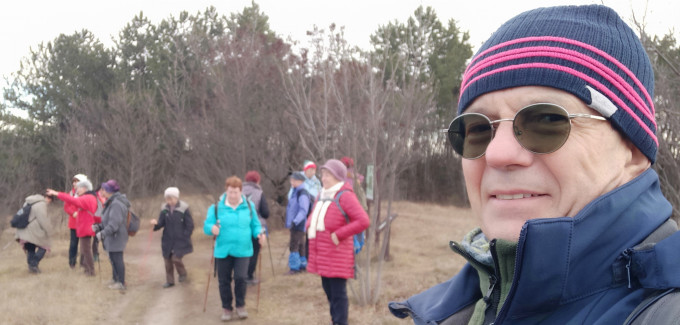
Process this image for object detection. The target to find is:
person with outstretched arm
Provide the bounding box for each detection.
[47,179,97,276]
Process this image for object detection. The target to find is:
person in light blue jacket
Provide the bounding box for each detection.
[286,160,321,199]
[204,176,265,322]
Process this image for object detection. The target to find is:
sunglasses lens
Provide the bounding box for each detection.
[448,114,493,159]
[514,104,571,154]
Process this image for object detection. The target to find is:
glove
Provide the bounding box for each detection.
[96,232,103,241]
[92,224,102,233]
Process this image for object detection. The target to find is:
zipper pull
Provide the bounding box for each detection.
[484,274,498,303]
[622,248,633,289]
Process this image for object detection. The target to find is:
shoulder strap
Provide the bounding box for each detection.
[626,288,680,324]
[333,190,349,223]
[246,197,254,219]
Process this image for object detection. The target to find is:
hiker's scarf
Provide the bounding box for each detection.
[307,182,344,239]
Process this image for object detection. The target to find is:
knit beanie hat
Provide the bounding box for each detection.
[73,174,88,182]
[340,156,355,168]
[290,171,306,181]
[164,187,180,199]
[303,160,317,171]
[101,179,120,193]
[320,159,347,182]
[245,170,261,184]
[76,179,93,191]
[458,5,657,163]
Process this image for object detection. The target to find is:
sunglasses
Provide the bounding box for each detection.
[444,103,606,159]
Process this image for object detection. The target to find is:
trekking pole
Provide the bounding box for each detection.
[203,234,216,313]
[256,248,262,313]
[203,205,220,313]
[265,227,275,276]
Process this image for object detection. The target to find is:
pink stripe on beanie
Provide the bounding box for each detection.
[458,5,657,163]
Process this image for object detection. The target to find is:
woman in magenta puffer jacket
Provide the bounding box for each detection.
[306,159,370,325]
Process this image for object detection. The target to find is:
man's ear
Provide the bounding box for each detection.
[624,139,651,179]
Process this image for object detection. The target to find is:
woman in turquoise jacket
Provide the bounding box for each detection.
[204,176,265,322]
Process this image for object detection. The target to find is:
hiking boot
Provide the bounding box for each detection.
[162,282,175,288]
[284,269,300,275]
[108,282,126,290]
[178,274,187,283]
[220,309,232,321]
[105,279,117,286]
[246,277,259,286]
[235,307,248,319]
[28,266,40,274]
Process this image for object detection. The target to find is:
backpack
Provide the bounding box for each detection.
[10,203,33,229]
[94,199,103,220]
[85,191,103,221]
[126,210,140,236]
[296,188,314,218]
[323,190,365,254]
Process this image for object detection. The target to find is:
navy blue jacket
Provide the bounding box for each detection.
[389,169,680,324]
[153,200,194,258]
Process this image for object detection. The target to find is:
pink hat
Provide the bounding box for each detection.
[303,160,317,171]
[320,159,347,182]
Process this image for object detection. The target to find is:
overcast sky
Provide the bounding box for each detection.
[1,0,678,92]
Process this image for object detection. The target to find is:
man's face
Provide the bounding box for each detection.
[462,86,647,241]
[304,167,316,179]
[225,186,242,206]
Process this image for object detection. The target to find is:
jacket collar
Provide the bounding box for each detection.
[504,168,673,317]
[390,168,677,322]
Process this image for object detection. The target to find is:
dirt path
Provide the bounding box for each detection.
[103,228,221,324]
[102,226,275,324]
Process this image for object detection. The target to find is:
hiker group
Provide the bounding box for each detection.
[13,176,136,291]
[205,158,369,323]
[10,157,369,325]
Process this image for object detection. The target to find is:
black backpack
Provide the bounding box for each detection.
[10,203,33,229]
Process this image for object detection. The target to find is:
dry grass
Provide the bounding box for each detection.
[0,198,475,325]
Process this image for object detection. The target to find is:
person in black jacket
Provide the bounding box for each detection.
[150,187,194,288]
[242,171,270,285]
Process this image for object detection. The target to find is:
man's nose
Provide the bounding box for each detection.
[483,122,533,168]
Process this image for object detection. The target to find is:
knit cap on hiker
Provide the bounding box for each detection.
[458,4,657,163]
[164,187,180,199]
[290,171,306,181]
[73,174,88,182]
[320,159,347,182]
[101,179,120,193]
[303,160,317,171]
